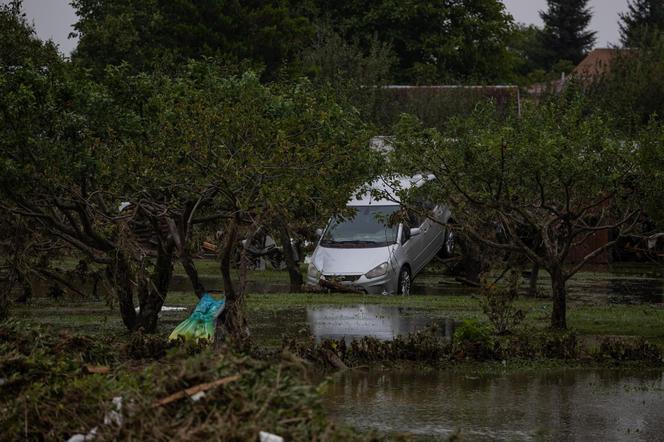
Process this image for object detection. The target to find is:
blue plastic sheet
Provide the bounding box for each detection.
[168,293,225,342]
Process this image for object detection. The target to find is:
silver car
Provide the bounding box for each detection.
[306,176,452,295]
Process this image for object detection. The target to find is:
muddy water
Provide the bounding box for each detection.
[306,305,454,343]
[325,369,664,441]
[250,305,453,345]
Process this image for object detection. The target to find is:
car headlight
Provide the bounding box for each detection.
[365,262,388,279]
[308,263,321,280]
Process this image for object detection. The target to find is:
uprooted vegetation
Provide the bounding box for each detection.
[283,322,664,369]
[2,318,662,441]
[0,321,375,441]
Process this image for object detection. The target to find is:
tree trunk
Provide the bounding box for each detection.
[455,233,489,285]
[528,263,540,297]
[136,244,174,332]
[278,224,303,293]
[220,218,238,300]
[108,254,137,331]
[180,252,206,298]
[550,265,567,330]
[0,287,8,321]
[218,217,250,342]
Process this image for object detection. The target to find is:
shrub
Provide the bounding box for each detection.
[594,337,662,364]
[479,270,526,335]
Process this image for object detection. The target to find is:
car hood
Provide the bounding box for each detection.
[313,245,393,275]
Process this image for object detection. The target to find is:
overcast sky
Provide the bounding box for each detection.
[7,0,630,56]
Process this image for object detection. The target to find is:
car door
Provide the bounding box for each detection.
[400,210,429,275]
[416,206,447,271]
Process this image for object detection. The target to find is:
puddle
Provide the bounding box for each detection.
[249,305,451,345]
[325,368,664,441]
[160,306,188,312]
[306,305,453,343]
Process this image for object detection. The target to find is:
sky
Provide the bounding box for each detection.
[7,0,631,56]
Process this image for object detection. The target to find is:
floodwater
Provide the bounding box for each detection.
[249,305,453,345]
[306,305,454,343]
[324,368,664,441]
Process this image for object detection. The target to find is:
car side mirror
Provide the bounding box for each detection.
[409,227,421,237]
[315,228,323,238]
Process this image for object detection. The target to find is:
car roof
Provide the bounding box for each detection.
[347,174,434,207]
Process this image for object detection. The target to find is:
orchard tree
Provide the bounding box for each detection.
[619,0,664,47]
[391,97,639,329]
[0,4,183,332]
[636,120,664,227]
[0,61,179,331]
[112,63,376,339]
[540,0,596,67]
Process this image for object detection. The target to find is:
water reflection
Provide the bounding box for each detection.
[248,305,451,346]
[306,305,453,343]
[325,369,664,441]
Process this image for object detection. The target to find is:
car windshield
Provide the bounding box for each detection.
[320,205,400,248]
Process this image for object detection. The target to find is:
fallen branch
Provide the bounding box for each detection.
[318,279,364,294]
[153,375,240,407]
[84,365,110,374]
[454,276,481,288]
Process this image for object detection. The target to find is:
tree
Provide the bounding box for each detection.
[100,63,376,339]
[0,0,62,66]
[305,0,516,84]
[507,24,548,81]
[636,120,664,228]
[0,61,179,332]
[588,35,664,131]
[70,0,314,79]
[391,97,639,330]
[0,4,182,332]
[540,0,596,67]
[619,0,664,47]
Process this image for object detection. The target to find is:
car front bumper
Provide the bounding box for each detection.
[306,270,396,295]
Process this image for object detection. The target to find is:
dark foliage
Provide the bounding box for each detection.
[540,0,596,67]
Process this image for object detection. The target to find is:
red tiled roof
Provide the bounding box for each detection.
[572,48,630,79]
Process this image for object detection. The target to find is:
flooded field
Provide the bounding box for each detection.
[169,263,664,304]
[414,264,664,304]
[27,262,664,305]
[13,262,664,441]
[324,368,664,441]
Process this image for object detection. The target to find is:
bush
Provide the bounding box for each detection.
[594,337,662,364]
[452,320,496,360]
[494,330,579,360]
[479,270,526,335]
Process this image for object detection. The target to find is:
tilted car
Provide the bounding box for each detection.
[306,175,453,295]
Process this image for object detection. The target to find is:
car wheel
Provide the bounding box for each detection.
[397,266,412,295]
